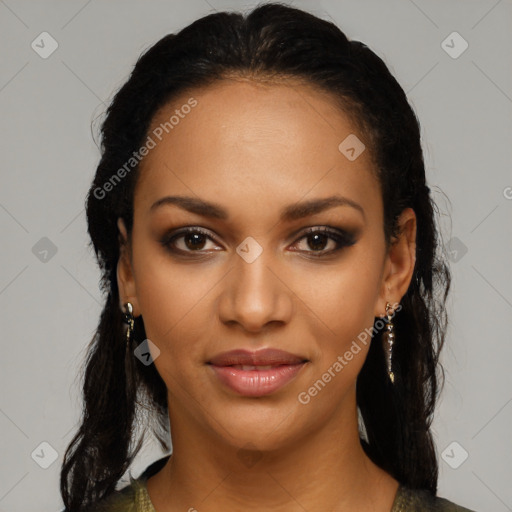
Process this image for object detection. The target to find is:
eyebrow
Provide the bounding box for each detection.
[150,194,365,222]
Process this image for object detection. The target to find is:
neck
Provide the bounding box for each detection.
[147,388,399,512]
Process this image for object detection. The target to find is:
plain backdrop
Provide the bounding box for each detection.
[1,1,511,511]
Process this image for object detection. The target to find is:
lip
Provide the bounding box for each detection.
[208,348,307,366]
[207,348,309,397]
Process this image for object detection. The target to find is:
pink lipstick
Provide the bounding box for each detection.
[207,348,308,397]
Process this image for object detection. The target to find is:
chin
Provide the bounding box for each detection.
[208,406,305,451]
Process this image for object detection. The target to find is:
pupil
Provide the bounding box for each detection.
[309,233,327,251]
[185,233,205,250]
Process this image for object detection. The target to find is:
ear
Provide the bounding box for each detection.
[373,207,417,317]
[117,217,141,317]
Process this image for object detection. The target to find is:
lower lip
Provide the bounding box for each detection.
[209,363,307,397]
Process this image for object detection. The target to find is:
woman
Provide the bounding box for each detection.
[60,3,477,511]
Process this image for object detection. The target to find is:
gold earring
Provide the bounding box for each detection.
[383,302,396,384]
[123,302,134,350]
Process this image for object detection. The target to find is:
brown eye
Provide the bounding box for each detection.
[291,227,356,256]
[161,227,219,254]
[180,231,208,251]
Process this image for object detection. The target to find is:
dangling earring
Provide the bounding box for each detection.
[123,302,134,352]
[383,302,396,384]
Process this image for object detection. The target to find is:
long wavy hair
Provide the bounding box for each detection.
[60,3,451,510]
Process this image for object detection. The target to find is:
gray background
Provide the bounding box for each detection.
[1,0,511,510]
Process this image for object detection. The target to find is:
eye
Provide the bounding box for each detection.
[161,227,220,254]
[291,226,356,256]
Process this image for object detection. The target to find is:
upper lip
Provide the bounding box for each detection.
[208,348,308,366]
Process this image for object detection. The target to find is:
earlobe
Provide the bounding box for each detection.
[116,217,140,317]
[374,208,417,317]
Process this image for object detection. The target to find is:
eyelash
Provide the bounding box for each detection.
[160,226,356,257]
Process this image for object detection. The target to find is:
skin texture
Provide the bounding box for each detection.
[117,78,417,511]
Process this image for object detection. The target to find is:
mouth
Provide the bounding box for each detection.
[207,348,309,397]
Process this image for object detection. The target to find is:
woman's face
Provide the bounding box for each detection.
[117,78,415,451]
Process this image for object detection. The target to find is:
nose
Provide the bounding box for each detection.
[218,245,293,333]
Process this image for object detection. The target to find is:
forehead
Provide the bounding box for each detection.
[134,79,380,221]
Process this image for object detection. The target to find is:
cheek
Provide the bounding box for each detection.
[309,251,382,361]
[132,234,191,326]
[131,244,215,367]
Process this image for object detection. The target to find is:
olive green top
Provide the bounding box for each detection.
[90,456,477,512]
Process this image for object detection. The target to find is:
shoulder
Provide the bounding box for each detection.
[85,456,170,512]
[85,480,138,512]
[394,485,477,512]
